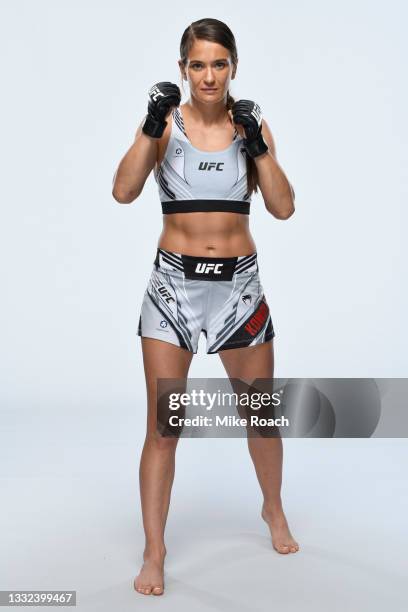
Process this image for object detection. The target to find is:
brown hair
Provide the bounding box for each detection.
[179,18,258,196]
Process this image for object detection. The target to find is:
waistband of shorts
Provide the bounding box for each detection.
[153,247,258,280]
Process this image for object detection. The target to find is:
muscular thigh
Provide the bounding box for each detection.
[141,338,194,434]
[219,341,276,434]
[218,340,274,381]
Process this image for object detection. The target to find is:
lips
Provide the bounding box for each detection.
[201,88,217,92]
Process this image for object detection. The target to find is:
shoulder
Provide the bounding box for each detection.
[261,118,277,158]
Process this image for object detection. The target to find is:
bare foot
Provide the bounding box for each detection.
[261,504,299,554]
[133,549,166,596]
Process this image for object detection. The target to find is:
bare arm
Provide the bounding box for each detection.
[112,119,158,204]
[254,119,295,219]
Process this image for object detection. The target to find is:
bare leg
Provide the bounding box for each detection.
[134,338,194,595]
[218,341,299,554]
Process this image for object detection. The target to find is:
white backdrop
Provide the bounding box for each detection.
[1,0,407,407]
[1,1,407,610]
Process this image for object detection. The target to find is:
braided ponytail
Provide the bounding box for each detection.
[226,91,258,196]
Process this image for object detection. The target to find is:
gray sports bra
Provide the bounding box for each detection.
[154,107,251,214]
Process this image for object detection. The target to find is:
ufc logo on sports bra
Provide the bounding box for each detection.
[198,162,224,171]
[195,262,223,274]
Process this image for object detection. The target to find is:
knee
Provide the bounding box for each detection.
[146,431,179,452]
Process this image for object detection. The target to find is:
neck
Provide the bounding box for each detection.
[184,95,229,126]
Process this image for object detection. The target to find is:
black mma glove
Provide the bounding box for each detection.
[231,100,268,158]
[142,81,181,138]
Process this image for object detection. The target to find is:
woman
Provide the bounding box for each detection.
[112,17,298,597]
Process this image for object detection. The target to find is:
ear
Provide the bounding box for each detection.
[178,60,187,80]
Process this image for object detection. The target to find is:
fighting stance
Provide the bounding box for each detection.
[112,17,298,596]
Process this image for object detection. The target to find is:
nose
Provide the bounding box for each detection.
[203,67,216,85]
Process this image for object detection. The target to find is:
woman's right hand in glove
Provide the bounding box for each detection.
[142,82,181,138]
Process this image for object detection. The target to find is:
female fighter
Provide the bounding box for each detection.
[112,17,298,596]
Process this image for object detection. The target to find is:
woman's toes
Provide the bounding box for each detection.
[278,542,299,553]
[134,557,165,596]
[276,544,290,553]
[152,586,164,595]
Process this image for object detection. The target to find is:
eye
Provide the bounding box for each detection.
[215,61,227,69]
[191,63,203,70]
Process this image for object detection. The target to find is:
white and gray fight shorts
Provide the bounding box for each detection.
[137,248,275,354]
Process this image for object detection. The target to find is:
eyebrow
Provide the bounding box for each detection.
[189,58,229,63]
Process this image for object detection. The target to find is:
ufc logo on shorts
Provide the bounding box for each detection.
[195,262,223,274]
[149,85,164,101]
[251,103,262,126]
[198,162,224,171]
[158,285,175,303]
